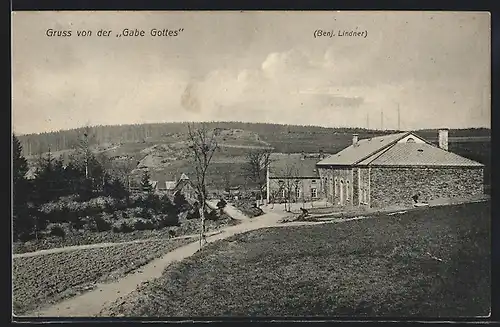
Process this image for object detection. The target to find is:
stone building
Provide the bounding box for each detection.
[266,152,326,204]
[316,129,484,209]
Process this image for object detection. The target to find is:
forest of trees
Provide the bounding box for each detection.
[17,121,491,156]
[12,133,192,243]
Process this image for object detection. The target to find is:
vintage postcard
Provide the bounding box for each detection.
[11,11,491,319]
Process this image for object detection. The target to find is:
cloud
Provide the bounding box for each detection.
[179,47,368,121]
[180,81,201,113]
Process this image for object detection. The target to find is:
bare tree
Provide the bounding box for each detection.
[95,151,113,189]
[186,123,219,248]
[275,161,300,212]
[244,148,272,206]
[76,125,94,179]
[112,157,137,193]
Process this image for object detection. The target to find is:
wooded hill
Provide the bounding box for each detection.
[17,121,491,157]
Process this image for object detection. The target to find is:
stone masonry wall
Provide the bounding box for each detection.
[370,167,484,209]
[353,168,359,206]
[359,168,370,206]
[318,167,353,207]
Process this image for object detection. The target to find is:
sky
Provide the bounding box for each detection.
[12,11,491,135]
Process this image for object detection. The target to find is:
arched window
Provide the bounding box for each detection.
[346,180,350,201]
[406,137,416,143]
[295,187,301,199]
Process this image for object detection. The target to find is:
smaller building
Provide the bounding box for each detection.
[151,173,197,200]
[266,152,326,204]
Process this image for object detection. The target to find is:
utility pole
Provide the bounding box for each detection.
[381,110,384,130]
[397,103,401,131]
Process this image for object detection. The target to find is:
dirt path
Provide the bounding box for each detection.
[22,202,424,317]
[13,230,224,259]
[206,201,250,221]
[23,211,285,317]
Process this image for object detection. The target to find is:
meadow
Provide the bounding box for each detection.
[100,201,490,317]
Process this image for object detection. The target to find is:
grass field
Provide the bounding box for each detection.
[12,238,192,315]
[101,201,490,317]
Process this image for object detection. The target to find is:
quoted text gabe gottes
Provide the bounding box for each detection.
[45,28,185,38]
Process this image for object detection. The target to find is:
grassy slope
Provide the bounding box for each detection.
[101,201,490,317]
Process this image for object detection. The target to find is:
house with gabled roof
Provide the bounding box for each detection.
[266,152,326,204]
[316,129,484,209]
[151,173,196,200]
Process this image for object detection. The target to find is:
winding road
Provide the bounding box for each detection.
[25,206,286,317]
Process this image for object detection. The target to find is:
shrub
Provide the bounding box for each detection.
[159,194,176,215]
[17,231,36,243]
[49,225,66,238]
[156,214,180,228]
[105,178,128,200]
[206,209,219,221]
[93,215,112,232]
[187,209,200,220]
[174,192,190,213]
[216,199,227,210]
[120,222,134,233]
[139,207,153,220]
[133,219,155,231]
[71,217,85,230]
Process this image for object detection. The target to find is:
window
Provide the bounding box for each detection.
[295,187,301,198]
[311,188,317,198]
[311,179,317,184]
[334,178,338,195]
[346,181,350,201]
[407,137,416,143]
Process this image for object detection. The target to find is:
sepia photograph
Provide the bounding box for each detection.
[11,11,491,319]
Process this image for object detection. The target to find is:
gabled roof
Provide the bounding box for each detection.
[164,181,177,190]
[24,167,37,180]
[317,131,484,168]
[316,132,409,166]
[173,178,192,194]
[269,153,321,178]
[358,142,484,167]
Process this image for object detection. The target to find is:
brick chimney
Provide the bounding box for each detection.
[352,133,359,146]
[438,128,449,151]
[319,149,324,159]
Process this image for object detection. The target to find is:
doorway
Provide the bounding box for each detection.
[339,180,344,206]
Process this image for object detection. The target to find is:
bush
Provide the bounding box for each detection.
[93,215,112,232]
[17,231,36,243]
[71,217,85,230]
[216,199,227,210]
[139,207,153,219]
[187,209,200,219]
[206,209,219,221]
[174,192,190,213]
[156,214,180,228]
[105,178,129,200]
[119,222,134,233]
[133,219,155,231]
[49,225,66,238]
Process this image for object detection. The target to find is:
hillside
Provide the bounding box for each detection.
[17,122,491,190]
[17,122,490,155]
